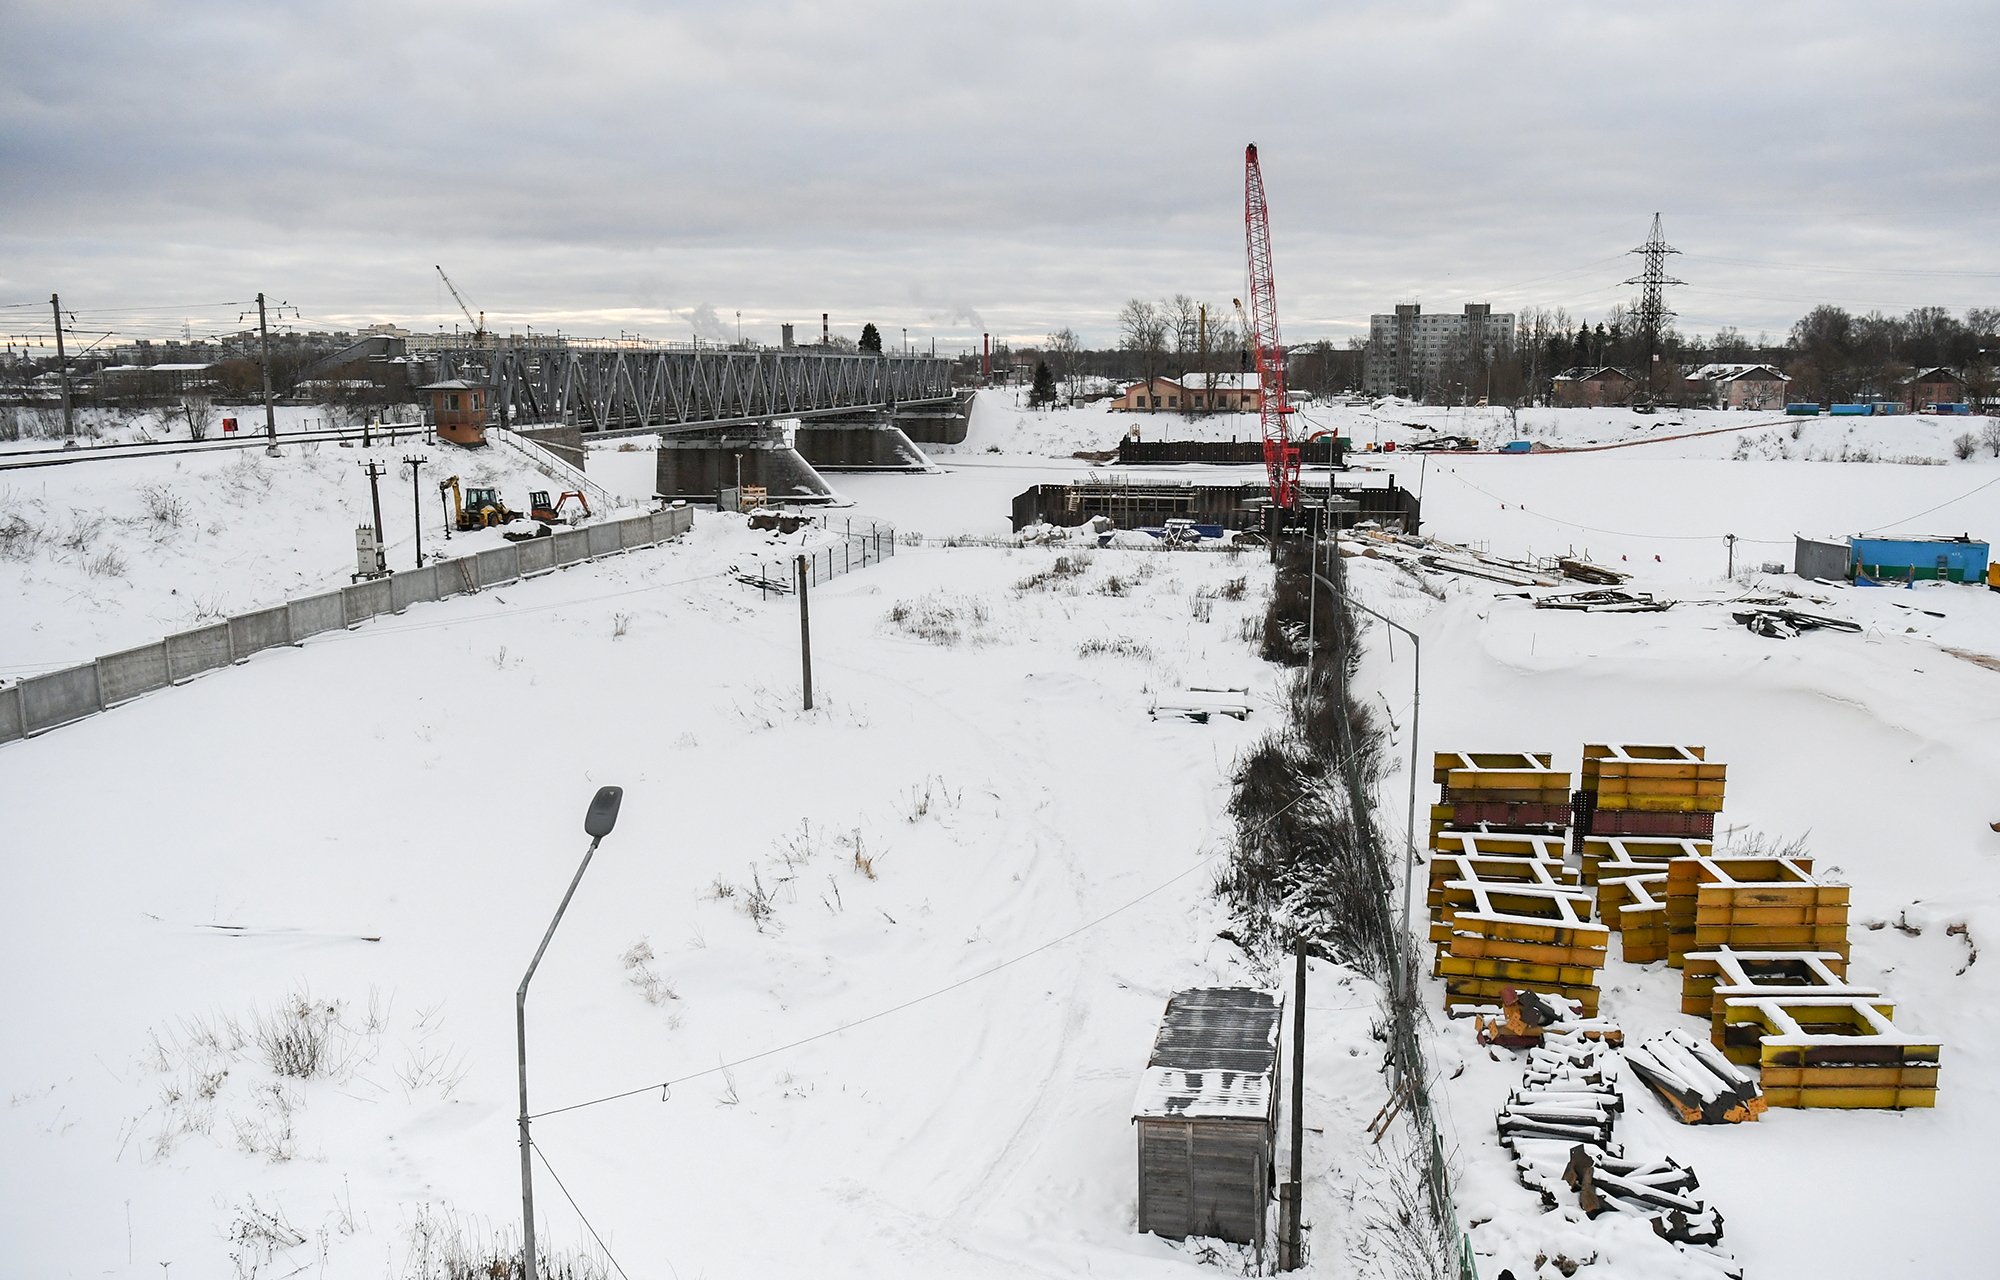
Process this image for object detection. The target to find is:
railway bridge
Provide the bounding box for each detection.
[422,339,970,504]
[424,340,961,438]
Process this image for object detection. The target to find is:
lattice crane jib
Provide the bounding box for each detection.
[1244,144,1298,511]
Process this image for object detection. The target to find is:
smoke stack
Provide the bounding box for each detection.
[983,333,990,380]
[823,313,829,346]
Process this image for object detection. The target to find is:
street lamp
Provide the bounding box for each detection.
[517,785,624,1280]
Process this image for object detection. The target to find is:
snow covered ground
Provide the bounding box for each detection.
[3,390,1999,1279]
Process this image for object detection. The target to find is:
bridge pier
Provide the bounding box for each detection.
[792,409,934,472]
[654,423,837,505]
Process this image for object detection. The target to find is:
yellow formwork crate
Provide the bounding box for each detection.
[1680,946,1869,1024]
[1433,954,1601,988]
[1720,996,1940,1109]
[1431,750,1555,785]
[1580,836,1710,885]
[1426,852,1576,921]
[1431,830,1572,860]
[1444,975,1600,1018]
[1663,856,1844,967]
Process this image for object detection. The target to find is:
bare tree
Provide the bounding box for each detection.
[1044,327,1081,404]
[1118,299,1168,410]
[180,393,217,442]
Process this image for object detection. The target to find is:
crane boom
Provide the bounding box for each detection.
[435,265,485,341]
[1244,144,1298,512]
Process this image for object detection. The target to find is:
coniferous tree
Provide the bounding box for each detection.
[1029,359,1057,407]
[859,323,883,355]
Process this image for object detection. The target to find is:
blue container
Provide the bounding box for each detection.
[1786,403,1822,416]
[1871,402,1900,415]
[1850,537,1989,584]
[1830,404,1868,415]
[1934,403,1972,415]
[1500,440,1533,453]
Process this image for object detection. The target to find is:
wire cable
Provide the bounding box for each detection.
[528,764,1344,1123]
[530,1141,645,1280]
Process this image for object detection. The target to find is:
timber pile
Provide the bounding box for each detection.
[1430,751,1572,849]
[1626,1028,1766,1124]
[1475,987,1622,1049]
[1721,997,1940,1109]
[1494,1023,1741,1274]
[1572,744,1724,844]
[1661,854,1846,968]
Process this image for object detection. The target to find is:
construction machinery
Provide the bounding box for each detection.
[439,475,521,532]
[1242,144,1299,522]
[529,490,590,525]
[435,265,486,344]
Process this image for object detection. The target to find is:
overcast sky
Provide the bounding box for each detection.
[4,0,1997,353]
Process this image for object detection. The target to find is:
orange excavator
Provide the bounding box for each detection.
[529,490,590,525]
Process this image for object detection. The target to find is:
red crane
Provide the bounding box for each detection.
[1243,143,1298,513]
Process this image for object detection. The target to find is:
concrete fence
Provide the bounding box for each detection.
[0,504,694,746]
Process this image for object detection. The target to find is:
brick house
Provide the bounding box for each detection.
[1549,366,1636,408]
[1910,367,1965,410]
[1688,363,1791,410]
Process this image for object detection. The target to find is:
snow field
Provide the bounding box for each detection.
[0,524,1434,1278]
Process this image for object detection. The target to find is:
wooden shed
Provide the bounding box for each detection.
[1132,987,1282,1249]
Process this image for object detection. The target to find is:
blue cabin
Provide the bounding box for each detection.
[1850,536,1988,585]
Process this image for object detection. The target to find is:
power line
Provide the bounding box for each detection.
[527,765,1352,1124]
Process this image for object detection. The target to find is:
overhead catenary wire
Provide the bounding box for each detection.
[527,751,1363,1124]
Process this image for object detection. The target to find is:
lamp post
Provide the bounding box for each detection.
[517,786,624,1280]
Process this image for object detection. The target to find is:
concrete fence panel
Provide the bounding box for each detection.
[290,592,345,642]
[230,605,292,659]
[587,523,621,558]
[436,556,475,599]
[553,528,590,565]
[98,642,171,706]
[344,579,394,625]
[475,545,520,588]
[21,664,101,734]
[166,623,232,680]
[619,515,653,550]
[0,686,21,744]
[516,537,557,576]
[391,566,439,613]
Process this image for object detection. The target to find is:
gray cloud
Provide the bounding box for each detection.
[3,0,1995,350]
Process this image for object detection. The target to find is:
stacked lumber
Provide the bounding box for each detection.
[1475,988,1622,1049]
[1434,874,1606,1017]
[1720,996,1940,1109]
[1661,854,1846,968]
[1562,1149,1726,1248]
[1626,1028,1766,1124]
[1495,1024,1741,1272]
[1430,751,1572,848]
[1572,745,1724,842]
[1500,1027,1625,1204]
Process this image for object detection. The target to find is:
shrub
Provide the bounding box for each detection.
[252,990,349,1079]
[885,592,991,646]
[1954,432,1978,460]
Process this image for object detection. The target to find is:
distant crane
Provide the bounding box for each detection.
[1243,144,1298,516]
[435,265,486,343]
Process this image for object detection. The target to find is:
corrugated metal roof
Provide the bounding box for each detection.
[1132,988,1282,1121]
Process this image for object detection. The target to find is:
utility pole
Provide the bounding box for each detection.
[1279,934,1307,1270]
[796,553,814,711]
[256,293,279,456]
[360,460,388,577]
[405,454,429,568]
[49,294,75,445]
[1726,533,1737,579]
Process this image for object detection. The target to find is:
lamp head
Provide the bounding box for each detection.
[584,786,623,839]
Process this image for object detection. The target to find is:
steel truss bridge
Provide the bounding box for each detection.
[429,344,958,436]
